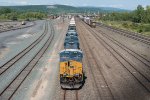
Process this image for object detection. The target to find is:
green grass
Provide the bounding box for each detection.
[100,20,150,36]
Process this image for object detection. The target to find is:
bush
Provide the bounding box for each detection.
[122,22,129,28]
[11,16,17,21]
[138,29,143,33]
[143,25,150,32]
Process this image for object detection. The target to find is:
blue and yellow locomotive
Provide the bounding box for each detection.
[59,17,84,89]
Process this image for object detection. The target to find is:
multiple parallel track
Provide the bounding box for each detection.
[97,23,150,45]
[62,19,150,100]
[97,29,150,68]
[76,20,115,99]
[81,20,150,92]
[0,18,149,99]
[0,22,46,75]
[0,21,54,99]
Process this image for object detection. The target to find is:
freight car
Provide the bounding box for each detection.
[84,17,96,28]
[59,17,84,89]
[78,15,96,28]
[68,21,76,31]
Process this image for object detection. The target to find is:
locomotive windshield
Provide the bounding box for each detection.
[60,51,83,62]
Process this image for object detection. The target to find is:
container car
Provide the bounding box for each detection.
[68,19,76,31]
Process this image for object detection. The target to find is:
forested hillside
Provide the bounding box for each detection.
[0,4,128,21]
[100,5,150,36]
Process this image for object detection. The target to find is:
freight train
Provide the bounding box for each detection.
[59,17,84,89]
[78,15,96,28]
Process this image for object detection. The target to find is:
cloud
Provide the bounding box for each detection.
[0,0,30,6]
[20,1,28,5]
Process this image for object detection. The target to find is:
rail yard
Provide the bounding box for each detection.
[0,15,150,100]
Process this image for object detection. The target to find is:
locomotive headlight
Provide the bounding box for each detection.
[64,73,67,76]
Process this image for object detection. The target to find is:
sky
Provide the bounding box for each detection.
[0,0,150,10]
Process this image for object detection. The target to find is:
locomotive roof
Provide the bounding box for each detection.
[68,30,76,32]
[60,49,82,54]
[65,36,78,39]
[67,32,78,35]
[67,31,77,33]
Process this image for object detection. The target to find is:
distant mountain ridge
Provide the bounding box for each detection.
[0,4,130,14]
[77,6,130,13]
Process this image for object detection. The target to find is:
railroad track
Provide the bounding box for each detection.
[63,90,78,100]
[0,20,54,99]
[0,21,46,75]
[76,20,115,100]
[81,21,150,92]
[97,29,150,68]
[97,23,150,45]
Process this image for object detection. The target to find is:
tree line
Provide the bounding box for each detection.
[0,7,47,21]
[101,5,150,23]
